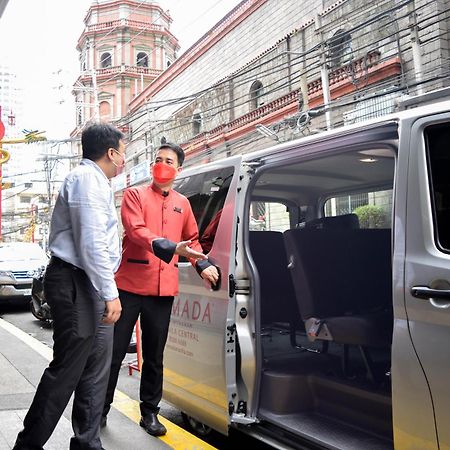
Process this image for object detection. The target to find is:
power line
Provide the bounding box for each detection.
[117,0,448,147]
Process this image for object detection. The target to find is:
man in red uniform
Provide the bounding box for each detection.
[102,142,218,436]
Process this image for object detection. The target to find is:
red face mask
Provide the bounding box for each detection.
[152,162,178,184]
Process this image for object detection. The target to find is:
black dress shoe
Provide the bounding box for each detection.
[100,415,107,428]
[139,413,167,436]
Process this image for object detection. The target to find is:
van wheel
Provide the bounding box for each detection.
[181,412,212,436]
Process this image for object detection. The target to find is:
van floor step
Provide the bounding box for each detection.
[258,409,393,450]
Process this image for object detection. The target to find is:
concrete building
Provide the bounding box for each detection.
[116,0,449,174]
[0,65,23,140]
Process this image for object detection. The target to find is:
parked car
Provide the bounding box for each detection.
[0,242,48,306]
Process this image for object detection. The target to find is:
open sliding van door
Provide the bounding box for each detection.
[394,110,450,449]
[163,156,243,436]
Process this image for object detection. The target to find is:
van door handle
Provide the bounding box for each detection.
[411,286,450,300]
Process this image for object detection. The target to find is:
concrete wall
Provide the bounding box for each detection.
[123,0,450,167]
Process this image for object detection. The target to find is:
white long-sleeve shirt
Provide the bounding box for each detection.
[49,158,121,301]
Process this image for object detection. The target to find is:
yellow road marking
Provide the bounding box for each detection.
[113,390,217,450]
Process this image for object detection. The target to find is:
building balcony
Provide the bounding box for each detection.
[183,52,401,157]
[78,19,177,47]
[78,65,163,81]
[87,18,163,33]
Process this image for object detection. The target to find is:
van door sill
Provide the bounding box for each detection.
[258,409,393,450]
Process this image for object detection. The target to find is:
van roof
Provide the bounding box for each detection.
[180,99,450,176]
[239,99,450,163]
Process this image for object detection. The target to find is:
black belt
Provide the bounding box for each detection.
[50,256,80,271]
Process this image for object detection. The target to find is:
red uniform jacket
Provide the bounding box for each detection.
[115,183,208,296]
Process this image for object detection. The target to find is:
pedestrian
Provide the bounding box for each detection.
[101,142,219,436]
[13,123,125,450]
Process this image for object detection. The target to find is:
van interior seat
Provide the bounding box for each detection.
[283,228,392,344]
[303,213,360,230]
[283,228,393,379]
[249,231,301,346]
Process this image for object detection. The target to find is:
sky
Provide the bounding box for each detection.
[0,0,242,138]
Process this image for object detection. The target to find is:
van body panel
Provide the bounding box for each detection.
[244,122,399,169]
[400,113,450,449]
[391,117,438,450]
[163,156,242,435]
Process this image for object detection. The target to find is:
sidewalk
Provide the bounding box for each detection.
[0,318,215,450]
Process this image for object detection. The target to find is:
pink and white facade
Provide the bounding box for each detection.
[72,0,179,135]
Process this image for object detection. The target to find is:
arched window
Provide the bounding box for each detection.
[249,80,263,110]
[136,52,148,67]
[328,30,352,68]
[167,60,172,68]
[192,113,202,135]
[99,101,111,121]
[100,52,112,68]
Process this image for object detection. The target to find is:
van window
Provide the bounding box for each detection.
[324,189,392,228]
[250,201,291,231]
[425,122,450,252]
[174,167,234,255]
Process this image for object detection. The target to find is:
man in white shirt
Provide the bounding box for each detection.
[13,123,124,450]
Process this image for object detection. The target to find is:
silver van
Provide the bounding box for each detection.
[163,100,450,449]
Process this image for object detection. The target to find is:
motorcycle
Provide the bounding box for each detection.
[29,266,137,353]
[30,266,52,323]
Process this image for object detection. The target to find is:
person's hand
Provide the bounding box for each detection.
[201,265,219,287]
[175,240,207,260]
[102,298,122,324]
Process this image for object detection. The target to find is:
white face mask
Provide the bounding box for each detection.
[112,149,125,175]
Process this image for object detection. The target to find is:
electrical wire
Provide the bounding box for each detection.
[117,1,449,147]
[94,0,235,89]
[76,0,414,139]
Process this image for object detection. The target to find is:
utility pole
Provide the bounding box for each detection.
[315,14,332,130]
[408,2,423,95]
[92,69,100,121]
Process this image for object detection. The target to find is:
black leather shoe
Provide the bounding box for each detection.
[139,413,167,436]
[100,415,107,428]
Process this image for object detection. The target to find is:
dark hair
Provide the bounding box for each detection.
[81,122,124,161]
[156,142,185,166]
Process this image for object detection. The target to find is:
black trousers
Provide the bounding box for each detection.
[14,259,113,450]
[103,289,174,418]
